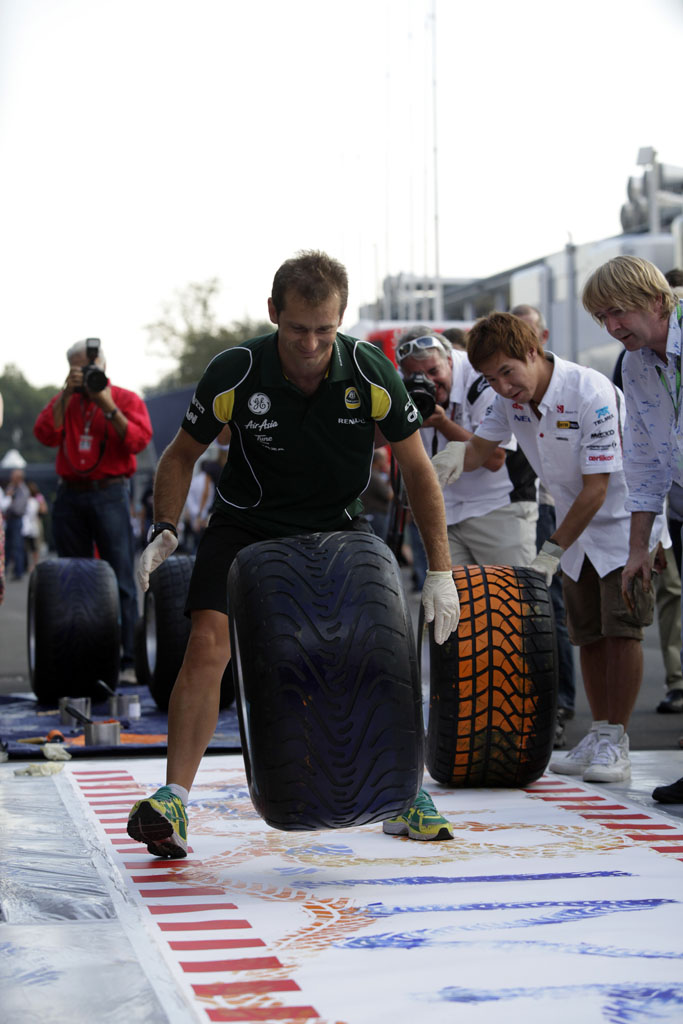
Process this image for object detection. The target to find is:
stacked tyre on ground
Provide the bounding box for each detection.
[27,555,234,710]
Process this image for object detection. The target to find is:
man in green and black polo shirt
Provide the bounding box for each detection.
[128,250,460,857]
[181,321,420,536]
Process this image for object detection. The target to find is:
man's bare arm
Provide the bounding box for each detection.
[622,509,657,610]
[153,429,211,527]
[422,406,506,470]
[390,431,450,570]
[551,473,610,551]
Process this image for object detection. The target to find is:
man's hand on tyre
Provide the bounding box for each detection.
[431,441,467,488]
[422,570,460,644]
[137,531,179,592]
[529,540,563,586]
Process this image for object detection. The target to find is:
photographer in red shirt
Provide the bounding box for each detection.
[34,338,152,683]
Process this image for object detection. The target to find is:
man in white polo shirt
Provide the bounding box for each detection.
[512,304,577,743]
[431,312,669,783]
[396,329,538,568]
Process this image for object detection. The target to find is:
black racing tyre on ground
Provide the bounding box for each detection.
[27,558,121,703]
[425,564,557,788]
[144,554,234,711]
[134,616,152,691]
[228,530,423,831]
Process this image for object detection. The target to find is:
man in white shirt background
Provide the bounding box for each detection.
[396,328,538,569]
[582,255,683,804]
[432,312,669,784]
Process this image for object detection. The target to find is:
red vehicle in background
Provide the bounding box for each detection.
[349,319,473,367]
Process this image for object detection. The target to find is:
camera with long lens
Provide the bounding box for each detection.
[77,338,108,394]
[404,372,437,420]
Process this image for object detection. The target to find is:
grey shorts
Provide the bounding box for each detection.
[561,558,654,646]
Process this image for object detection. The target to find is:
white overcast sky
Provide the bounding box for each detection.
[1,0,681,395]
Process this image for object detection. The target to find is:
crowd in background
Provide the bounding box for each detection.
[0,261,681,799]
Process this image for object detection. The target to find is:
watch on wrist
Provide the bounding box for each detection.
[104,407,119,420]
[147,521,178,543]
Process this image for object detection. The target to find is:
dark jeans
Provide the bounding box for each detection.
[52,481,137,669]
[537,502,576,712]
[4,515,26,579]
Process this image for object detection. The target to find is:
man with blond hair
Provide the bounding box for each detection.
[582,255,683,803]
[430,312,669,784]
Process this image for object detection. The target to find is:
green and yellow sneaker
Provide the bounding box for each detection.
[382,787,453,841]
[127,786,188,858]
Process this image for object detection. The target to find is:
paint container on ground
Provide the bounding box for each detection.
[59,697,92,727]
[62,703,121,746]
[108,694,141,719]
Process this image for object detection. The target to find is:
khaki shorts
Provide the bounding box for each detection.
[447,501,538,567]
[561,558,654,647]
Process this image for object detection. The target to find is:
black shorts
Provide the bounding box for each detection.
[185,513,373,617]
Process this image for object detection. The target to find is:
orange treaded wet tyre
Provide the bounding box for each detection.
[228,530,424,831]
[425,564,557,787]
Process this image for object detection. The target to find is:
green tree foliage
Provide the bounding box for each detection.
[0,364,58,464]
[145,279,272,393]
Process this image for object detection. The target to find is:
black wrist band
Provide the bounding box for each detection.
[148,521,178,542]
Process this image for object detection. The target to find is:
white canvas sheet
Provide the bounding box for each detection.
[45,755,683,1024]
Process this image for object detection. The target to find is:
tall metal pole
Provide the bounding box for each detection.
[431,0,443,319]
[648,153,661,234]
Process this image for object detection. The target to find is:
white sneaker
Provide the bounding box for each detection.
[583,724,631,783]
[549,721,607,776]
[119,667,138,686]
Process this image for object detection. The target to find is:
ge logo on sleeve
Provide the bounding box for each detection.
[248,393,271,415]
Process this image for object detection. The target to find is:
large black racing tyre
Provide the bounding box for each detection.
[425,564,557,788]
[133,616,152,691]
[144,554,235,711]
[228,530,423,831]
[27,558,121,703]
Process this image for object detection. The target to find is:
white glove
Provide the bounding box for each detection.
[422,570,461,645]
[530,540,563,586]
[137,530,178,592]
[432,441,467,488]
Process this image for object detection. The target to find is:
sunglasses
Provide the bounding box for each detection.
[396,335,448,363]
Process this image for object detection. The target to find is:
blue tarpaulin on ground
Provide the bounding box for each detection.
[0,688,240,758]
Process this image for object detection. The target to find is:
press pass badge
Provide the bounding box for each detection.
[78,434,93,452]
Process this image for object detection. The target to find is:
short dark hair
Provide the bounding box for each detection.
[467,312,543,372]
[510,303,547,331]
[271,250,348,315]
[440,327,467,350]
[665,268,683,288]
